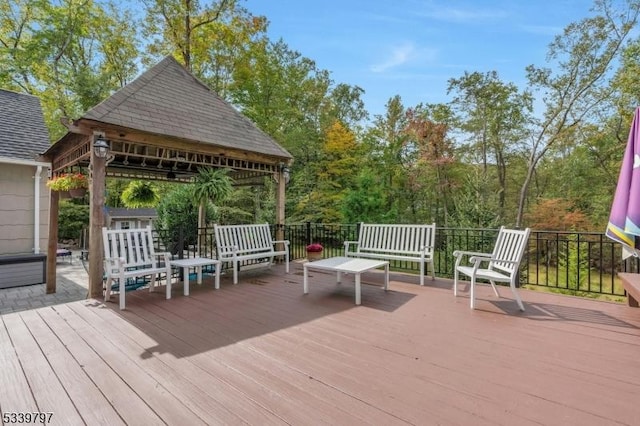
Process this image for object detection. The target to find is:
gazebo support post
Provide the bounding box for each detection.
[275,168,286,256]
[88,134,107,299]
[46,190,59,294]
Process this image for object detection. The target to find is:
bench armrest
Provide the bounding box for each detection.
[344,240,359,256]
[104,256,126,265]
[453,250,491,269]
[419,245,434,256]
[218,244,240,254]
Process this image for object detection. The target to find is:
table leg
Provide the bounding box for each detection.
[183,266,190,296]
[384,263,389,290]
[197,266,203,285]
[337,271,342,283]
[355,273,361,305]
[303,265,309,294]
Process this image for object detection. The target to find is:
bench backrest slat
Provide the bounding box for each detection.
[489,227,530,275]
[214,223,274,255]
[103,226,158,269]
[358,223,435,255]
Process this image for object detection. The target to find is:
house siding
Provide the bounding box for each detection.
[0,163,49,255]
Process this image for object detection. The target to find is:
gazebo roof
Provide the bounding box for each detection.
[83,56,290,159]
[43,55,292,183]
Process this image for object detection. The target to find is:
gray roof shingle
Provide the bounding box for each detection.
[83,56,292,159]
[105,207,157,218]
[0,89,50,161]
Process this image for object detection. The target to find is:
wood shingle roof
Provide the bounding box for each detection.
[0,89,50,161]
[82,56,291,160]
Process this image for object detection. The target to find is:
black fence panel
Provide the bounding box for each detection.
[153,223,640,298]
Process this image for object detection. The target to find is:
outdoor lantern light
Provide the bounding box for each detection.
[93,135,110,159]
[278,164,291,185]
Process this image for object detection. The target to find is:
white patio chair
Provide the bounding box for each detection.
[453,227,531,311]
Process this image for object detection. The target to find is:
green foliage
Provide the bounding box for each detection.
[58,200,89,240]
[121,181,160,208]
[5,0,640,231]
[449,172,502,228]
[192,168,233,206]
[47,173,88,191]
[342,169,395,223]
[156,185,200,246]
[557,236,590,292]
[0,0,140,139]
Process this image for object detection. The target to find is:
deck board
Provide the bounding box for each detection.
[0,316,38,413]
[35,306,165,425]
[1,262,639,425]
[19,309,125,425]
[2,313,84,424]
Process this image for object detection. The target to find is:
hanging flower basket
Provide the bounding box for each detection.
[47,173,89,192]
[306,243,323,261]
[69,187,86,198]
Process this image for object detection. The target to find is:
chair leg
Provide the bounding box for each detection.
[430,260,435,280]
[149,273,157,292]
[510,282,525,311]
[489,280,501,297]
[233,261,238,284]
[419,262,424,286]
[470,276,476,309]
[119,273,126,310]
[453,269,459,297]
[104,276,112,302]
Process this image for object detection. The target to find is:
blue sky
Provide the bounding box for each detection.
[243,0,597,117]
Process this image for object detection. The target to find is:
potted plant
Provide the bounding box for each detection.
[306,243,324,261]
[47,172,89,198]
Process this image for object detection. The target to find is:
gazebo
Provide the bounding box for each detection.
[41,56,293,299]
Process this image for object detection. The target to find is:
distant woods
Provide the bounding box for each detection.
[3,0,640,230]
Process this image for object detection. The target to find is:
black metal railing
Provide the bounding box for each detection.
[152,223,640,299]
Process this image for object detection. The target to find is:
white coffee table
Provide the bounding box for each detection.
[169,257,221,297]
[303,256,389,305]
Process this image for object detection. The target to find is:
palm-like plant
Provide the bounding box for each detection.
[192,168,233,230]
[121,181,160,208]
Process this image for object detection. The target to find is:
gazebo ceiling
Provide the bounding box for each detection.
[42,55,292,185]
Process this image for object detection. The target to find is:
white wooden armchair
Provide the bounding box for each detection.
[453,227,530,311]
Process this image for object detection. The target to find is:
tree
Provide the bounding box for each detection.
[342,169,393,223]
[448,71,532,220]
[404,104,456,224]
[299,120,360,223]
[363,96,408,217]
[0,0,140,138]
[142,0,233,70]
[156,184,199,250]
[516,0,640,227]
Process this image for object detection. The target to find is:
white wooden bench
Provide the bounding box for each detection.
[214,223,290,284]
[102,226,172,310]
[344,223,436,286]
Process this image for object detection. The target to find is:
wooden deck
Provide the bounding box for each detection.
[1,261,640,425]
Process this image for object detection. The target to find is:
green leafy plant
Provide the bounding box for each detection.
[47,173,88,191]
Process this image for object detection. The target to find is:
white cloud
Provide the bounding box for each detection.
[370,43,437,73]
[419,6,508,23]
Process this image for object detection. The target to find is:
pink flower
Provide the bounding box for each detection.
[306,243,323,252]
